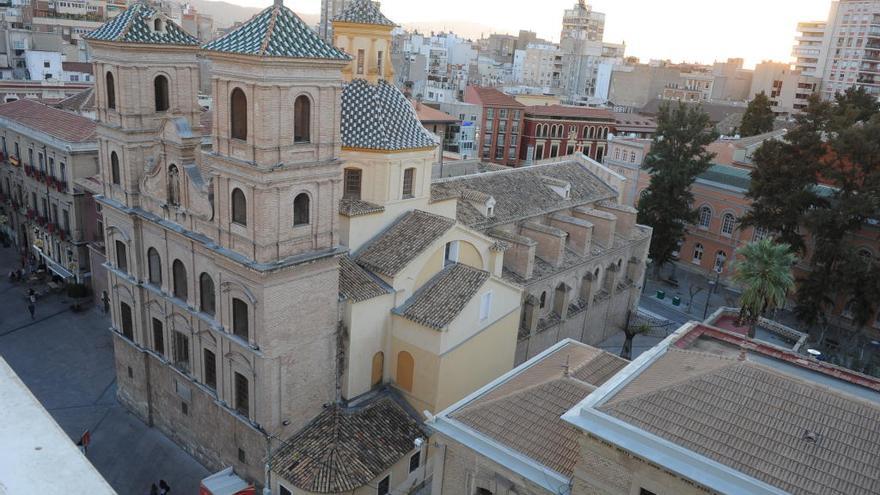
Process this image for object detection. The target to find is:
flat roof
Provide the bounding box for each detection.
[0,357,116,495]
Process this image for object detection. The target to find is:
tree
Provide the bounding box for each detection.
[621,322,651,360]
[740,92,775,137]
[637,101,718,277]
[732,239,797,338]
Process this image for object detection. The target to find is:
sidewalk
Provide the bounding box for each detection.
[0,243,209,494]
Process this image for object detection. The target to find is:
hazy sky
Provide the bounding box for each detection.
[236,0,836,68]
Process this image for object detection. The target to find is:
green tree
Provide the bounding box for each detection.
[732,239,797,338]
[740,92,775,137]
[637,102,718,277]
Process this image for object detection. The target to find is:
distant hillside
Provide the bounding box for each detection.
[185,0,318,30]
[400,20,513,41]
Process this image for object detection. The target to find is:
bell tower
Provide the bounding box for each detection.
[331,0,396,83]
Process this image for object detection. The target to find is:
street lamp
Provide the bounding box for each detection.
[702,264,723,321]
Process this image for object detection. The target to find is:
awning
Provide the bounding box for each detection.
[32,245,74,279]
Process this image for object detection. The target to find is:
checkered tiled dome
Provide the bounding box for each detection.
[332,0,395,26]
[85,2,199,46]
[341,79,438,151]
[201,3,348,59]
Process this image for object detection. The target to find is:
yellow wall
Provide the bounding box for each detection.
[391,334,441,413]
[332,22,394,84]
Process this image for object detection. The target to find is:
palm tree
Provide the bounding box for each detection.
[732,239,797,338]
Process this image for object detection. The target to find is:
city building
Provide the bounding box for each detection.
[792,21,829,79]
[751,61,820,117]
[520,104,616,164]
[318,0,349,41]
[439,100,481,160]
[331,0,395,84]
[464,86,524,166]
[813,0,880,98]
[0,98,99,283]
[603,135,650,207]
[0,79,93,104]
[611,112,657,139]
[661,71,715,102]
[61,61,94,82]
[710,58,753,102]
[608,63,706,111]
[411,99,461,159]
[515,42,562,89]
[24,50,63,81]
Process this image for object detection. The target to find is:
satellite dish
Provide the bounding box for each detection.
[807,349,822,357]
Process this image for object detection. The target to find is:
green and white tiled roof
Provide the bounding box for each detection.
[332,0,395,26]
[85,2,199,46]
[201,3,349,59]
[341,79,438,151]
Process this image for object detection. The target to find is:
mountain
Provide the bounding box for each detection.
[185,0,319,30]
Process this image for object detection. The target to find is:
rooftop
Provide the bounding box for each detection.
[332,0,395,26]
[342,80,437,151]
[393,263,489,330]
[338,256,390,303]
[60,61,94,74]
[465,86,524,108]
[524,104,614,121]
[85,2,199,46]
[54,88,95,114]
[0,98,96,144]
[411,100,458,124]
[696,163,751,192]
[354,210,455,278]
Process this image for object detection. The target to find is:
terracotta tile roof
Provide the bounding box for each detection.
[332,0,394,26]
[342,80,437,151]
[0,99,96,143]
[354,210,455,277]
[611,113,657,131]
[525,105,614,121]
[202,4,348,59]
[339,256,390,303]
[394,263,489,330]
[54,88,95,113]
[61,62,94,74]
[411,100,458,123]
[272,394,426,493]
[465,86,524,108]
[431,160,617,231]
[338,199,385,217]
[85,2,199,46]
[600,349,880,495]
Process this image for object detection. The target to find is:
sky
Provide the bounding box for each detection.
[233,0,836,69]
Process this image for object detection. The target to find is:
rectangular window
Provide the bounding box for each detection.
[479,292,493,321]
[172,330,190,373]
[550,144,559,158]
[377,50,384,78]
[499,108,508,119]
[344,169,362,200]
[402,168,415,199]
[119,302,133,340]
[115,240,127,272]
[377,476,390,495]
[204,349,217,391]
[485,108,494,120]
[444,241,459,264]
[234,372,249,417]
[152,318,164,356]
[232,298,248,341]
[357,49,365,75]
[62,210,70,233]
[409,452,421,472]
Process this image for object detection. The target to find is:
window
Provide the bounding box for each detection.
[231,188,247,225]
[698,206,712,228]
[293,193,310,226]
[539,291,547,309]
[172,260,188,300]
[444,241,459,264]
[721,213,736,235]
[152,318,164,356]
[377,475,390,495]
[153,18,163,31]
[43,61,50,68]
[203,349,216,391]
[115,240,128,272]
[234,372,249,416]
[409,452,420,473]
[371,351,384,387]
[119,302,133,340]
[167,164,180,206]
[397,351,414,392]
[343,168,362,200]
[199,273,215,315]
[294,95,310,143]
[639,489,658,495]
[279,486,292,495]
[402,168,415,199]
[357,49,365,75]
[479,291,493,321]
[172,330,190,372]
[232,298,248,341]
[692,243,704,264]
[105,72,116,109]
[377,50,384,78]
[110,151,120,185]
[238,447,247,464]
[154,75,169,112]
[147,247,162,285]
[59,162,66,183]
[753,226,769,241]
[230,88,247,140]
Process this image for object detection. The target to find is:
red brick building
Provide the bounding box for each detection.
[520,105,616,164]
[464,86,524,166]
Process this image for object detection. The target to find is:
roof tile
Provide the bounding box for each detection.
[342,80,437,151]
[85,2,199,46]
[0,99,96,143]
[332,0,395,26]
[394,263,489,330]
[355,210,454,277]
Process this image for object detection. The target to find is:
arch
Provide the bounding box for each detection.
[698,205,712,228]
[294,95,311,143]
[172,259,188,300]
[721,213,736,235]
[105,71,116,110]
[153,17,164,31]
[693,243,704,263]
[231,188,247,225]
[220,280,258,305]
[397,351,414,392]
[110,151,120,185]
[343,168,362,200]
[402,167,416,199]
[293,192,310,226]
[147,247,162,285]
[230,88,248,140]
[154,74,169,112]
[167,164,180,206]
[371,351,384,387]
[199,273,215,316]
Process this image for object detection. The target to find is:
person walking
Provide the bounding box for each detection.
[27,289,36,320]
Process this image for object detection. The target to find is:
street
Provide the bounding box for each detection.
[0,244,208,495]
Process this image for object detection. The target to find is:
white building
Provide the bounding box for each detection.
[24,50,63,81]
[811,0,880,99]
[792,21,829,79]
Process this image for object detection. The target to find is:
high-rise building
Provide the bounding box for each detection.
[319,0,349,41]
[558,1,624,102]
[560,0,605,46]
[792,21,830,79]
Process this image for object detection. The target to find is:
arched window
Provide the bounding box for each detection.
[343,168,362,200]
[693,243,704,263]
[154,75,169,112]
[172,259,187,300]
[397,351,414,392]
[294,95,311,143]
[293,193,310,226]
[714,250,727,273]
[753,226,769,241]
[402,168,415,199]
[721,213,736,235]
[539,291,547,309]
[371,351,384,387]
[105,72,116,109]
[115,240,128,272]
[698,206,712,228]
[230,88,247,140]
[231,188,247,226]
[147,247,162,285]
[153,18,163,31]
[232,298,248,340]
[199,273,215,316]
[110,151,120,185]
[167,164,180,206]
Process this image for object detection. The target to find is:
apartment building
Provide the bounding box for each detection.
[792,21,830,78]
[520,104,616,163]
[751,61,820,117]
[812,0,880,98]
[464,86,524,166]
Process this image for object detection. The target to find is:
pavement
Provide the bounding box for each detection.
[0,244,208,495]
